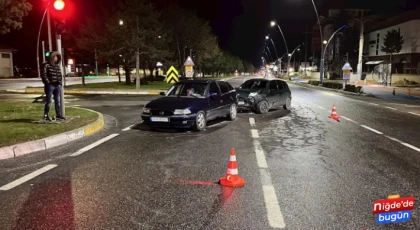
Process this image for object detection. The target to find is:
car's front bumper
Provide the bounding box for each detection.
[141,113,197,128]
[237,98,256,109]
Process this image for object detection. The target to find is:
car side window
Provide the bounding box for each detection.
[276,81,285,90]
[209,82,220,95]
[226,82,234,91]
[283,81,290,90]
[217,82,229,94]
[270,81,278,91]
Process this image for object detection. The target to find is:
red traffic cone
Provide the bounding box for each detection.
[219,148,245,187]
[329,105,340,121]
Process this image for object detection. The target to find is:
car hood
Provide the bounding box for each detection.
[145,96,204,110]
[236,88,263,98]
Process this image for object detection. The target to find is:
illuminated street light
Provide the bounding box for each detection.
[53,0,65,11]
[119,19,124,26]
[323,40,328,45]
[265,35,269,40]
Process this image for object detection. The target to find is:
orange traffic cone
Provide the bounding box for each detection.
[219,148,245,187]
[329,104,340,121]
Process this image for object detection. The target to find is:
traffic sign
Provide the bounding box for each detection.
[184,56,195,66]
[342,62,352,80]
[185,66,193,71]
[166,66,179,83]
[186,70,193,78]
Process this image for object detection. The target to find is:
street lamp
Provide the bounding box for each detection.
[266,35,279,61]
[310,0,325,84]
[119,19,124,26]
[270,20,289,76]
[287,45,302,79]
[320,25,347,82]
[53,0,65,10]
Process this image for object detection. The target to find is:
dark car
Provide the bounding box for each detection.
[141,80,238,131]
[236,78,291,114]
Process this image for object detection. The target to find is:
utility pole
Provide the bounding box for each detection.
[303,29,311,76]
[56,34,65,116]
[47,9,53,52]
[354,10,370,82]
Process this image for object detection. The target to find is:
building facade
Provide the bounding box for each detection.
[364,8,420,74]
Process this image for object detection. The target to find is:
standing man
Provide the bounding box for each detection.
[41,51,65,121]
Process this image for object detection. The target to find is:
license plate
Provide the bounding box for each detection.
[238,101,245,105]
[151,117,169,122]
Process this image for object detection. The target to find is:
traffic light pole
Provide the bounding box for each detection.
[36,6,49,79]
[56,34,65,117]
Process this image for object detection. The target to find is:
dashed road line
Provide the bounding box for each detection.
[360,125,383,135]
[369,103,379,106]
[251,129,259,138]
[122,125,134,131]
[70,133,119,157]
[260,169,286,228]
[385,135,403,143]
[385,106,397,110]
[408,112,420,117]
[253,140,268,168]
[401,143,420,153]
[340,116,358,124]
[249,118,256,127]
[0,164,57,191]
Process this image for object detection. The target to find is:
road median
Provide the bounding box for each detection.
[0,102,104,160]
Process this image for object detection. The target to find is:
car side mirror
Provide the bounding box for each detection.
[159,92,165,96]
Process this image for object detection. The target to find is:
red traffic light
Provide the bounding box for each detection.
[54,0,65,11]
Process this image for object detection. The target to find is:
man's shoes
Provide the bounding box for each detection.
[56,115,66,120]
[44,115,52,121]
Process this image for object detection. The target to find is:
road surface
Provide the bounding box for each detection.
[0,75,419,229]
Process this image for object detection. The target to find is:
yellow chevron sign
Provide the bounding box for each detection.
[166,66,179,83]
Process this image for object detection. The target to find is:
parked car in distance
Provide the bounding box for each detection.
[236,78,291,114]
[141,80,238,131]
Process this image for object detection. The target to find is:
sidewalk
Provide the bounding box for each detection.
[7,88,162,95]
[362,85,420,101]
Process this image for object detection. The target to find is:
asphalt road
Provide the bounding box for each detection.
[0,76,120,90]
[0,75,420,229]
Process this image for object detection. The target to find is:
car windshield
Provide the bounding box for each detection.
[240,80,267,90]
[166,83,207,98]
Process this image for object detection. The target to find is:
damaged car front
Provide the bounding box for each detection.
[236,79,270,113]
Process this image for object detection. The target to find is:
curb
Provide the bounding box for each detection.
[289,81,372,97]
[6,89,160,95]
[0,108,105,160]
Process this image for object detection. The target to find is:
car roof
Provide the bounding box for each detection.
[177,79,210,84]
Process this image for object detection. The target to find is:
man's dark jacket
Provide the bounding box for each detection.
[41,52,62,85]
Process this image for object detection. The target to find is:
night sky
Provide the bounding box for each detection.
[1,0,419,68]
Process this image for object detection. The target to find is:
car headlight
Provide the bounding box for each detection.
[174,109,191,115]
[249,92,258,97]
[143,107,151,114]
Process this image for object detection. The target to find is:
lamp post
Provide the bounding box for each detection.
[310,0,324,84]
[321,25,347,82]
[265,46,274,62]
[270,20,289,76]
[266,35,279,61]
[288,45,302,79]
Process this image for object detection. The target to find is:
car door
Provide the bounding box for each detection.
[267,80,280,106]
[217,81,233,114]
[276,80,288,105]
[206,81,223,119]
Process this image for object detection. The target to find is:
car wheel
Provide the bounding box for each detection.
[283,97,291,110]
[193,111,206,131]
[256,100,269,114]
[227,103,237,121]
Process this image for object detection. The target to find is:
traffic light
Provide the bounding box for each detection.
[45,51,51,57]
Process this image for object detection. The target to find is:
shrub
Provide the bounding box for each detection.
[308,80,320,85]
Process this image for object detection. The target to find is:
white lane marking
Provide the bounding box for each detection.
[316,105,326,110]
[259,169,286,228]
[0,164,57,191]
[249,117,256,127]
[72,105,81,107]
[401,143,420,153]
[408,112,420,116]
[251,129,259,138]
[254,140,268,168]
[340,116,358,124]
[385,135,403,143]
[70,134,119,157]
[360,125,383,135]
[122,125,134,131]
[369,103,379,106]
[385,106,397,110]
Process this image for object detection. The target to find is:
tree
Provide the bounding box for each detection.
[381,29,404,63]
[0,0,32,35]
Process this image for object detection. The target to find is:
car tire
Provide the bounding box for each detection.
[227,103,237,121]
[256,100,269,114]
[283,97,291,110]
[193,111,206,131]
